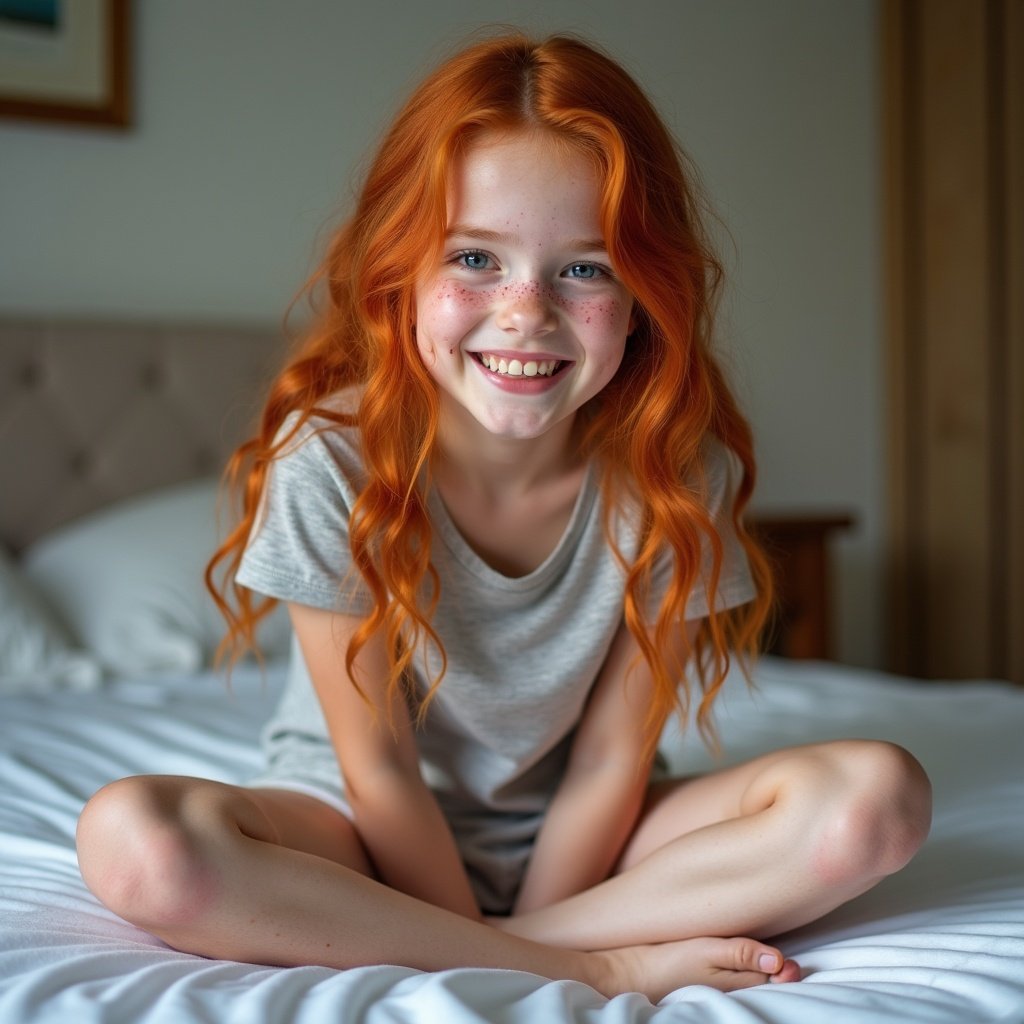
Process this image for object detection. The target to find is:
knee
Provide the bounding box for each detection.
[76,776,222,931]
[814,740,932,885]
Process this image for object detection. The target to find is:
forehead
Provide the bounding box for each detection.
[446,131,603,229]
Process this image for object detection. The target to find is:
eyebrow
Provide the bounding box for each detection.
[446,225,608,253]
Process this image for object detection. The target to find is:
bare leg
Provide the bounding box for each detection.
[75,775,794,1002]
[499,740,932,952]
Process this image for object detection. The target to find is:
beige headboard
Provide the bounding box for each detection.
[0,317,286,553]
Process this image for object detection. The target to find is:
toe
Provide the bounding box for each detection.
[704,939,787,991]
[769,958,803,984]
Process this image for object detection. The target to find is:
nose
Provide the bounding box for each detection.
[494,283,557,337]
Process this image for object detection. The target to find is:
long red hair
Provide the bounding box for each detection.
[207,32,773,748]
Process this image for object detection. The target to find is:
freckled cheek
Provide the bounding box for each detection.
[418,285,493,347]
[569,299,631,382]
[568,297,632,338]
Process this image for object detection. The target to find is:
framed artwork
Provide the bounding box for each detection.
[0,0,130,128]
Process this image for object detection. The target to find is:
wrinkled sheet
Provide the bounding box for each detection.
[1,657,1022,1023]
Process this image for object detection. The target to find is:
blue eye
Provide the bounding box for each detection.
[565,263,602,280]
[456,250,492,271]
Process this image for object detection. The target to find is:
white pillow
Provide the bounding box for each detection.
[22,479,291,677]
[0,546,102,693]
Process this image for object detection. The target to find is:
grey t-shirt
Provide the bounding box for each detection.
[236,391,754,908]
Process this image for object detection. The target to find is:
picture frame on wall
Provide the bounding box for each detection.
[0,0,130,128]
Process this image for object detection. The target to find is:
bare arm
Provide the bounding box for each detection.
[512,617,700,915]
[289,603,481,920]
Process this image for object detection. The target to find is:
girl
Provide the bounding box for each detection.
[76,33,932,1002]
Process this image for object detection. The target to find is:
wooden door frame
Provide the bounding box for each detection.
[883,0,1022,682]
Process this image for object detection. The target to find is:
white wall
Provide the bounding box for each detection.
[0,0,883,666]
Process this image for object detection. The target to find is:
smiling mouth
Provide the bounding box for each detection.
[474,353,568,378]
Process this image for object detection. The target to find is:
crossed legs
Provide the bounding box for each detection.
[75,739,931,1000]
[497,739,932,951]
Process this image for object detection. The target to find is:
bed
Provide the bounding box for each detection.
[1,317,1022,1024]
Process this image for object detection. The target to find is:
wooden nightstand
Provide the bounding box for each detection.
[750,514,854,660]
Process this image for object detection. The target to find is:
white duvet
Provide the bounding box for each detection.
[1,657,1022,1023]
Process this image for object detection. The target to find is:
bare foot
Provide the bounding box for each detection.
[595,936,800,1002]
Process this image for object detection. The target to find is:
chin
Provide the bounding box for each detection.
[474,412,556,441]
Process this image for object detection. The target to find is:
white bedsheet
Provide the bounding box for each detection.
[1,657,1022,1023]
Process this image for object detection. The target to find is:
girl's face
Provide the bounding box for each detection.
[414,131,634,444]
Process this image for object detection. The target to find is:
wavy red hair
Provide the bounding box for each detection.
[207,32,773,749]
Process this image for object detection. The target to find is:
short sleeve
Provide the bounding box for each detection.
[650,440,757,621]
[235,411,374,615]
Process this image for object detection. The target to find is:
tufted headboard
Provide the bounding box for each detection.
[0,317,286,553]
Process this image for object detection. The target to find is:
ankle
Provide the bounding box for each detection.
[582,948,633,999]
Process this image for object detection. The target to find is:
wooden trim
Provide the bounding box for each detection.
[920,0,993,677]
[883,0,917,675]
[884,0,1021,682]
[1005,0,1024,681]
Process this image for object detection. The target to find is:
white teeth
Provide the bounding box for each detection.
[480,354,559,377]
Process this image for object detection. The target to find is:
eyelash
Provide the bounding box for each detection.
[453,249,493,272]
[450,250,608,279]
[565,262,605,280]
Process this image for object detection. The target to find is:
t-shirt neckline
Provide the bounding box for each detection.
[427,463,598,590]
